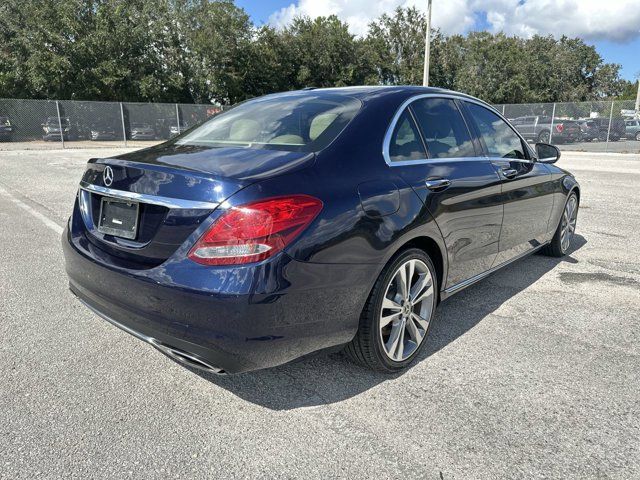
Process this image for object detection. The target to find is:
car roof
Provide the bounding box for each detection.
[262,86,496,110]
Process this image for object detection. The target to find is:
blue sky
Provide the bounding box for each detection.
[236,0,640,81]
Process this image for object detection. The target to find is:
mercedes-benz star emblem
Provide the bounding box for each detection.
[103,166,114,187]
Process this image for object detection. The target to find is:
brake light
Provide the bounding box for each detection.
[555,123,564,133]
[188,195,323,266]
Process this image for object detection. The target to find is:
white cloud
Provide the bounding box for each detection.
[268,0,475,36]
[479,0,640,42]
[268,0,640,43]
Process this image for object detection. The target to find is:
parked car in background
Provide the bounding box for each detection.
[42,116,73,141]
[63,86,580,375]
[509,116,581,143]
[90,122,119,141]
[587,117,626,141]
[0,116,13,141]
[169,121,189,137]
[625,119,640,141]
[128,122,156,140]
[576,119,600,142]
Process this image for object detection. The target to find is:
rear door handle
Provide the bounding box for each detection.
[425,178,451,191]
[501,168,518,179]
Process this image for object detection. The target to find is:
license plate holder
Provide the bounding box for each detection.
[97,197,139,240]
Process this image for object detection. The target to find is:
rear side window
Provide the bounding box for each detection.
[388,110,427,162]
[465,103,527,159]
[410,98,475,158]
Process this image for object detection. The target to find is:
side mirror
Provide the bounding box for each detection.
[535,143,561,164]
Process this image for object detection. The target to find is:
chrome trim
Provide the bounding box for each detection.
[425,178,451,190]
[382,93,535,166]
[74,294,226,375]
[500,168,518,179]
[443,244,545,297]
[79,181,220,210]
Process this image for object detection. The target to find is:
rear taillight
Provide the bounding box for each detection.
[555,123,564,133]
[188,195,323,266]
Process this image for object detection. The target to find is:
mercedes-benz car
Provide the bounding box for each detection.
[63,87,580,374]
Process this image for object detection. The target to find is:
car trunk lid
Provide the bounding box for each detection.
[74,145,315,268]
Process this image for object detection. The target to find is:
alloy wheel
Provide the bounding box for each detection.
[379,259,434,362]
[560,195,578,252]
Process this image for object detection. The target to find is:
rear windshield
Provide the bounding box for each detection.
[175,93,361,152]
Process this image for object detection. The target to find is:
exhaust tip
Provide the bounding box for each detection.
[149,339,226,375]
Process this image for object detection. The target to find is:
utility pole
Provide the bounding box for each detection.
[422,0,433,86]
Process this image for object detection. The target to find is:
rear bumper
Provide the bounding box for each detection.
[62,225,377,373]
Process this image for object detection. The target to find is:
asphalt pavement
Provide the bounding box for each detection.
[1,148,639,479]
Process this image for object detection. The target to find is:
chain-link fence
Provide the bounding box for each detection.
[495,100,640,153]
[1,97,638,153]
[0,98,223,150]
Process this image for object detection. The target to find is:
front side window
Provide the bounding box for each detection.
[175,93,361,152]
[388,110,427,162]
[465,103,527,159]
[410,98,476,158]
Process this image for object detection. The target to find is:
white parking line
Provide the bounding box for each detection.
[0,185,64,235]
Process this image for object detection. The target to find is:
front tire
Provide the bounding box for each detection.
[345,249,437,372]
[542,192,578,257]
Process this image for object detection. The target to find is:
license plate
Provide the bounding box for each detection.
[98,197,139,240]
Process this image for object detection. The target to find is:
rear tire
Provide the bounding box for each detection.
[542,192,578,257]
[345,248,438,372]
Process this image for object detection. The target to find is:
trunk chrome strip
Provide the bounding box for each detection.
[79,181,220,210]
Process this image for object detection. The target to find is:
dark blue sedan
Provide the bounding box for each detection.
[63,86,580,374]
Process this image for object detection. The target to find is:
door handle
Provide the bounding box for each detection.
[425,178,451,191]
[501,168,518,179]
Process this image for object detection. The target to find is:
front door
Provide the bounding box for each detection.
[461,101,555,265]
[385,96,504,289]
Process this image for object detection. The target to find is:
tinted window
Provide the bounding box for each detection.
[176,93,361,152]
[388,110,426,162]
[466,103,526,159]
[410,98,475,158]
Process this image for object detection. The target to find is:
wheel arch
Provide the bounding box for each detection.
[571,185,581,203]
[383,235,447,302]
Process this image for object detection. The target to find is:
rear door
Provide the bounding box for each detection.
[461,101,555,265]
[385,96,503,289]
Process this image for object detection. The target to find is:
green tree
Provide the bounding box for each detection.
[285,15,369,88]
[0,2,632,105]
[364,7,427,86]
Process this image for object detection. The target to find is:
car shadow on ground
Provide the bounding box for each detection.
[190,235,587,410]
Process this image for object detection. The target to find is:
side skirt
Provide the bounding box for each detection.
[439,244,547,301]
